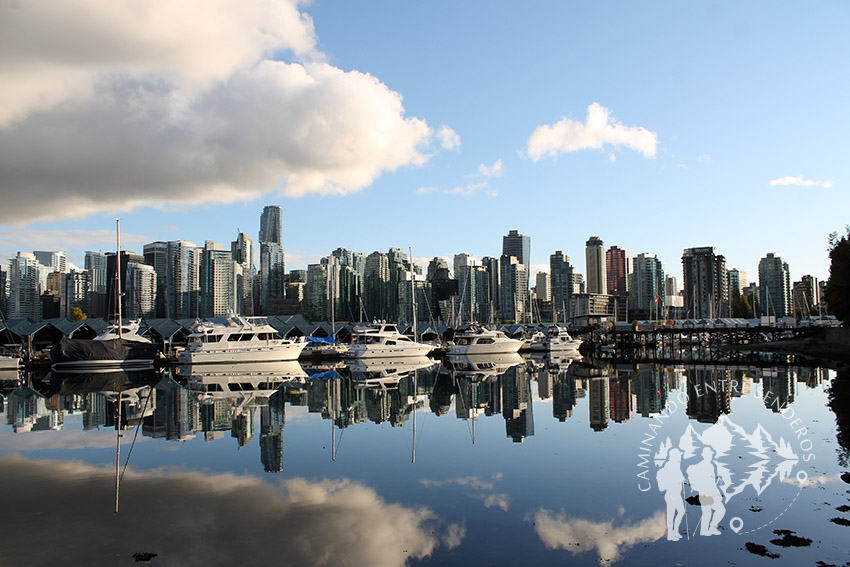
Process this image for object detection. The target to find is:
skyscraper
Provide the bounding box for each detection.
[231,233,255,316]
[629,253,665,320]
[8,252,42,320]
[166,241,200,319]
[502,230,530,281]
[33,251,66,273]
[499,254,527,322]
[682,247,730,318]
[259,205,284,314]
[758,253,791,318]
[144,241,168,317]
[585,236,607,295]
[200,241,236,318]
[550,251,578,320]
[605,246,630,293]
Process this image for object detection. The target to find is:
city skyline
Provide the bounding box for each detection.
[0,1,846,283]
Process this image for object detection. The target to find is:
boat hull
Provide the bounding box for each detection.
[50,338,158,371]
[177,342,307,364]
[342,344,434,358]
[447,340,523,355]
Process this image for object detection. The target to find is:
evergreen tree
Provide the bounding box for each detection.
[826,227,850,326]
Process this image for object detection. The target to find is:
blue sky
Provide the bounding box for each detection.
[0,1,846,284]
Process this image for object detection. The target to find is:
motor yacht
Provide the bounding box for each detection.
[178,315,307,364]
[446,324,523,355]
[342,322,433,358]
[528,325,582,352]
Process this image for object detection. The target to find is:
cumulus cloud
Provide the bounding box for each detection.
[478,159,504,177]
[420,474,500,491]
[0,454,458,567]
[526,103,657,161]
[532,508,666,564]
[437,125,461,151]
[0,0,442,225]
[769,175,833,188]
[697,154,711,163]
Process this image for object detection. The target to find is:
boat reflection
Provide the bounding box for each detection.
[341,356,436,391]
[446,353,523,382]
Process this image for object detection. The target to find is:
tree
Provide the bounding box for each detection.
[826,227,850,326]
[731,291,753,318]
[69,307,87,322]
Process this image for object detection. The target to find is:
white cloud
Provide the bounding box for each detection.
[769,175,833,188]
[478,159,504,177]
[526,102,658,161]
[532,508,666,563]
[0,0,438,226]
[697,154,711,162]
[437,125,461,151]
[0,454,457,567]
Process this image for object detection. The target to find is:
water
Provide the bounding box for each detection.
[1,355,848,566]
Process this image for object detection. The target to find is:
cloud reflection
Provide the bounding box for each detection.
[532,508,666,564]
[0,454,459,566]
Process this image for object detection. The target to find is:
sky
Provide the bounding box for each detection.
[0,1,847,285]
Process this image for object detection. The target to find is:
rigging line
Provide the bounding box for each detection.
[120,384,155,482]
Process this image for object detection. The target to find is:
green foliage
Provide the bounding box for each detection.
[731,291,754,318]
[69,307,87,322]
[826,226,850,326]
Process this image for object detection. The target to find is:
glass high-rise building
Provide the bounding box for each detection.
[8,252,42,320]
[259,205,284,314]
[629,253,665,319]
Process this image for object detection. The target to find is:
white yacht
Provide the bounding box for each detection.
[346,356,435,390]
[447,324,524,355]
[342,322,434,358]
[178,315,307,364]
[529,325,582,352]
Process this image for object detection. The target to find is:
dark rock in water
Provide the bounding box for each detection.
[770,530,812,547]
[836,504,850,512]
[132,552,158,563]
[750,505,763,513]
[829,516,850,527]
[842,472,850,484]
[745,542,779,558]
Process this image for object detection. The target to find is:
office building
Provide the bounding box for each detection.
[59,270,92,318]
[125,263,156,319]
[728,269,746,297]
[200,242,236,318]
[231,233,255,316]
[498,254,527,322]
[550,251,580,321]
[166,241,200,319]
[33,251,66,273]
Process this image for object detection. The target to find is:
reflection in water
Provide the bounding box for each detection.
[532,508,666,563]
[0,454,461,567]
[828,369,850,467]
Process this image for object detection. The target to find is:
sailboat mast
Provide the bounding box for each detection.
[412,368,417,464]
[116,219,123,339]
[410,247,417,341]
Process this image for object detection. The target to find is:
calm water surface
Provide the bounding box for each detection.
[1,355,848,566]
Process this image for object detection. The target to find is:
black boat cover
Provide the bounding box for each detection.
[50,338,159,365]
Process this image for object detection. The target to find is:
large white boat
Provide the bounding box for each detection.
[447,324,524,355]
[528,325,582,352]
[342,322,434,358]
[178,315,307,364]
[446,353,523,381]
